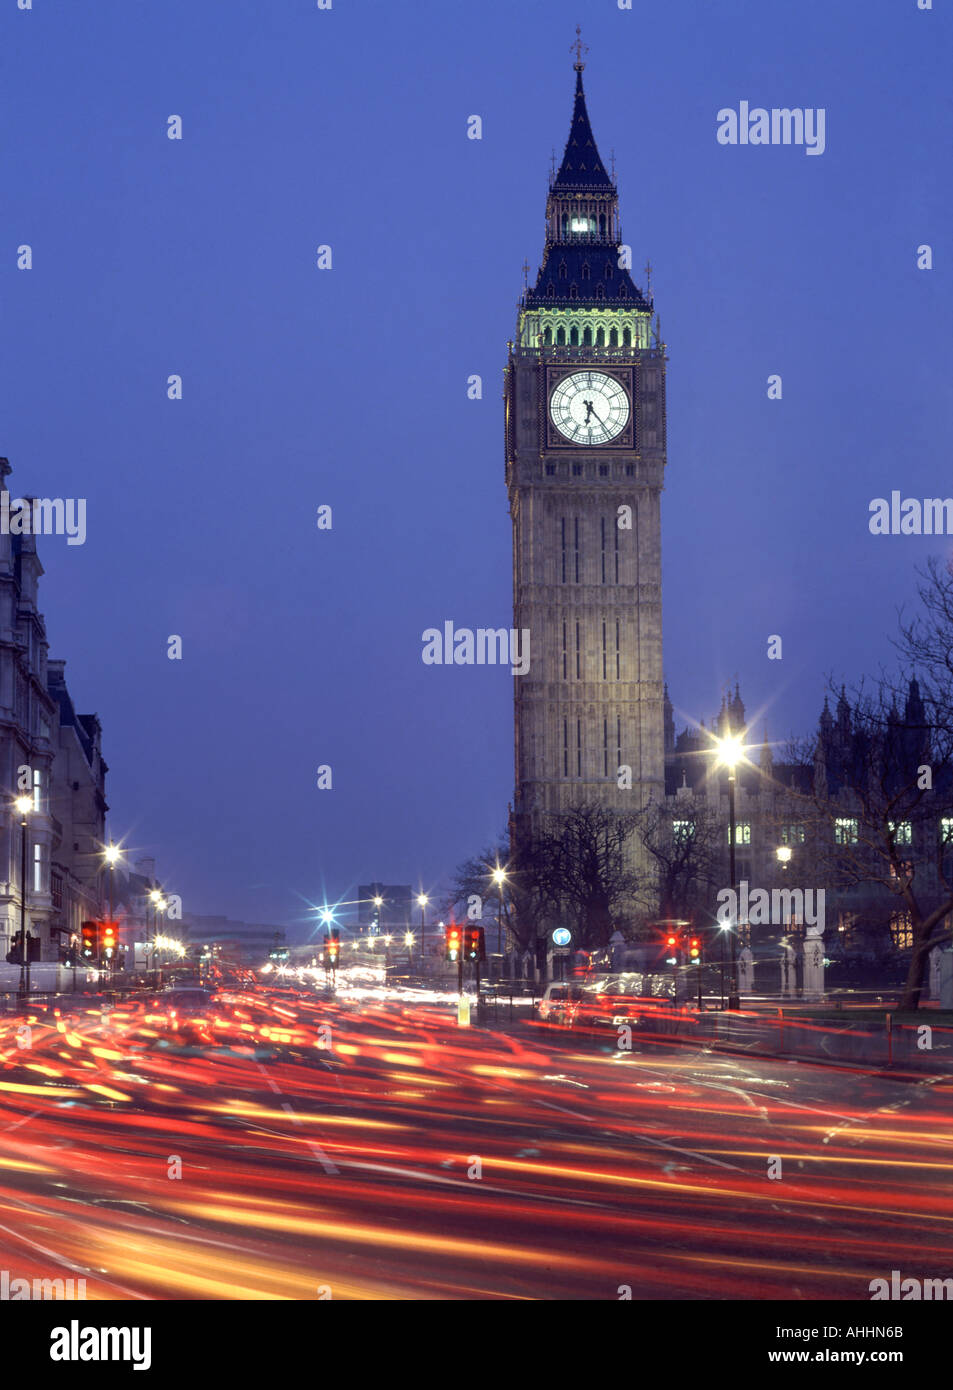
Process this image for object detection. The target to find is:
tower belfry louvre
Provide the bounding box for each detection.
[506,46,666,875]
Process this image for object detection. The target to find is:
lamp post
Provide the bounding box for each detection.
[102,843,121,976]
[14,796,32,1002]
[417,894,428,961]
[491,866,508,956]
[373,895,384,937]
[713,732,745,1010]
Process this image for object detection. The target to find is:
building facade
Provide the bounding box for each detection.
[0,457,110,963]
[506,56,666,878]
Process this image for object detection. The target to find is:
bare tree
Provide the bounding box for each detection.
[637,799,723,924]
[533,803,643,951]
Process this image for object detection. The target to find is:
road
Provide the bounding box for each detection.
[0,985,950,1300]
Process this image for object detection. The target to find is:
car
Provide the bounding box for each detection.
[159,986,216,1015]
[536,982,587,1024]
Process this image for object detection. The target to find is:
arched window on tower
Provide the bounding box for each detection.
[605,261,614,280]
[595,326,605,347]
[581,262,590,281]
[569,285,578,299]
[595,284,605,301]
[570,326,579,346]
[622,326,631,348]
[557,326,566,345]
[543,326,553,346]
[599,213,606,236]
[618,284,627,299]
[559,262,568,280]
[609,327,618,348]
[583,326,592,346]
[546,284,555,299]
[561,212,569,237]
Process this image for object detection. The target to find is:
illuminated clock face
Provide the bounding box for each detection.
[550,371,630,445]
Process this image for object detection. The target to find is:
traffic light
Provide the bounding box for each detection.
[80,920,99,961]
[688,937,701,962]
[324,928,340,968]
[464,925,485,962]
[445,924,462,962]
[101,921,118,961]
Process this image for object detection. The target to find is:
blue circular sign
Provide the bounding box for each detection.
[552,928,571,946]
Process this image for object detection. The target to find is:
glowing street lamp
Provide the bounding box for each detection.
[14,796,32,1000]
[776,845,792,867]
[417,894,428,959]
[713,730,749,1010]
[491,865,509,957]
[373,895,384,935]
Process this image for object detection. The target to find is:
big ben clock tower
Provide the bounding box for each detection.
[506,41,666,887]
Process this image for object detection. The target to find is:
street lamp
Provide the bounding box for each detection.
[491,866,508,956]
[14,796,32,1001]
[417,894,428,960]
[713,732,746,1010]
[776,845,792,868]
[102,843,122,974]
[373,895,384,936]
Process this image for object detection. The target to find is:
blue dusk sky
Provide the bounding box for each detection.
[2,0,950,934]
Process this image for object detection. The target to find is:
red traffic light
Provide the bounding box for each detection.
[464,926,486,962]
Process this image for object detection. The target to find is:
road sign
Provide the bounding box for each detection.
[552,927,571,946]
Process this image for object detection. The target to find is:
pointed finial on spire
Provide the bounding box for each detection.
[571,25,588,71]
[521,259,530,290]
[644,259,653,299]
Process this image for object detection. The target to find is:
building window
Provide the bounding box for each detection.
[33,842,43,893]
[834,818,858,844]
[581,262,591,281]
[563,719,569,777]
[889,911,913,950]
[889,820,913,845]
[560,517,567,583]
[729,823,752,845]
[545,463,556,476]
[595,286,605,302]
[569,288,578,302]
[583,326,592,345]
[572,463,583,476]
[543,327,553,345]
[609,328,618,348]
[625,464,635,477]
[574,517,580,579]
[600,517,607,584]
[546,284,555,299]
[562,621,567,680]
[557,326,566,345]
[673,820,693,842]
[603,718,609,777]
[559,262,568,280]
[575,622,581,679]
[605,261,614,280]
[615,619,621,679]
[779,824,806,845]
[33,769,42,815]
[602,621,607,680]
[576,718,582,777]
[598,463,609,477]
[570,323,579,342]
[614,521,620,580]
